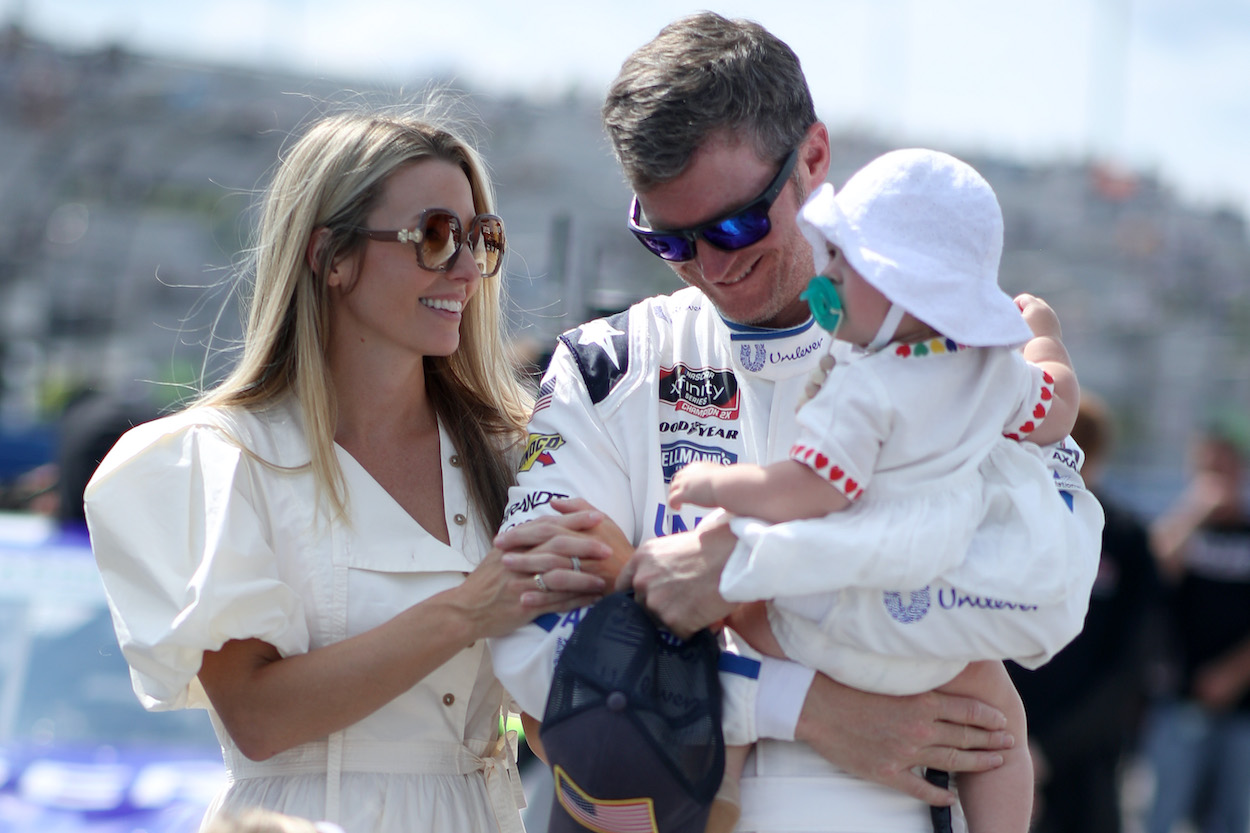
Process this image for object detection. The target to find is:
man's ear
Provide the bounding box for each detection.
[799,121,832,191]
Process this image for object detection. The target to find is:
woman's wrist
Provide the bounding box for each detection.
[425,584,493,649]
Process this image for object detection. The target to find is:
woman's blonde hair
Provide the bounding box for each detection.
[198,104,531,530]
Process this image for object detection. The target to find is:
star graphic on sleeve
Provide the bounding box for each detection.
[575,319,625,369]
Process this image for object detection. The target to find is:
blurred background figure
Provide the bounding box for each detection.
[52,386,157,527]
[1139,414,1250,833]
[1008,391,1162,833]
[0,386,156,528]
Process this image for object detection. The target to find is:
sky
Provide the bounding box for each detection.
[7,0,1250,223]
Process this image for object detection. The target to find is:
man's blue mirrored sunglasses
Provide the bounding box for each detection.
[627,147,799,263]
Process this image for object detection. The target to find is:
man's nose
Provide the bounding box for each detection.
[693,243,740,283]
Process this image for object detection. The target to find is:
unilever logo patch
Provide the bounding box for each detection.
[884,587,931,623]
[739,343,767,372]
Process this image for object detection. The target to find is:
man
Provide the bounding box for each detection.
[491,13,1102,831]
[1143,420,1250,833]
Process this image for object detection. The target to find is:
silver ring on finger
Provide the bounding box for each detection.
[570,556,582,573]
[533,573,549,593]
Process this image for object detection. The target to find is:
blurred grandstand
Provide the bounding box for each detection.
[1,23,1248,516]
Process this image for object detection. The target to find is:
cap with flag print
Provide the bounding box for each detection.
[541,592,725,833]
[553,765,661,833]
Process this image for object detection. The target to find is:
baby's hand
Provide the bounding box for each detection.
[1015,293,1063,340]
[668,461,722,510]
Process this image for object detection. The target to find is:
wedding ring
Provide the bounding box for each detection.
[533,573,549,593]
[570,556,582,573]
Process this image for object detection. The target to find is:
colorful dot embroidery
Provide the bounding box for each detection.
[894,337,963,357]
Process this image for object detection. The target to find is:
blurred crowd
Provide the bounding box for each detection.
[1007,392,1250,833]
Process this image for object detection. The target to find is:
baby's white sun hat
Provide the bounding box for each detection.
[798,148,1033,348]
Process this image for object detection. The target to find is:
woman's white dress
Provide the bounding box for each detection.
[84,397,525,833]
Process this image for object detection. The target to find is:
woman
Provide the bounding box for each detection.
[84,106,609,832]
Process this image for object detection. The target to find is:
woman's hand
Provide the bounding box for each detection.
[452,545,606,638]
[495,497,634,589]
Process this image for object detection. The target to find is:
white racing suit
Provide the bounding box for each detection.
[490,286,1103,832]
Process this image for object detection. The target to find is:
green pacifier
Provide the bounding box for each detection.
[801,275,843,334]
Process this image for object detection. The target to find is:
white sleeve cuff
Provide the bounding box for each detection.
[720,515,771,602]
[754,656,817,741]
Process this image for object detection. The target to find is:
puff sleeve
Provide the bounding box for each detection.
[84,414,310,712]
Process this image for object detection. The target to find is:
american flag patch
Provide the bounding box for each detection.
[532,378,556,416]
[553,765,659,833]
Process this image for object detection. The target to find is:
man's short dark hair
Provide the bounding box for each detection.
[603,12,817,192]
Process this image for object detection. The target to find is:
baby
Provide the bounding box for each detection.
[671,148,1080,833]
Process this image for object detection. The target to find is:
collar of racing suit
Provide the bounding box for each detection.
[719,315,832,382]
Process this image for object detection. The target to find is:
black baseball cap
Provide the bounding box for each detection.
[541,592,725,833]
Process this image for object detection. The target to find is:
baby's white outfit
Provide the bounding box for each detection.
[722,337,1067,694]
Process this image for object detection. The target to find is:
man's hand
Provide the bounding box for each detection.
[615,510,738,638]
[796,673,1013,806]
